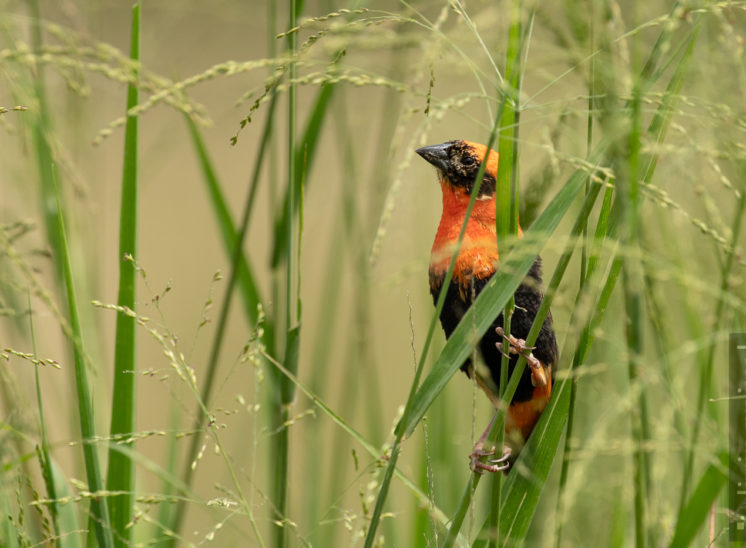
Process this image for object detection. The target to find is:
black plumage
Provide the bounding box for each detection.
[429,258,558,403]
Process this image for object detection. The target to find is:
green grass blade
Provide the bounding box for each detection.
[442,472,480,548]
[490,5,531,541]
[27,0,63,282]
[274,2,302,546]
[0,495,20,548]
[30,293,81,547]
[621,68,650,547]
[669,452,728,548]
[106,5,140,546]
[496,0,522,245]
[48,458,82,548]
[497,376,571,546]
[642,29,700,185]
[586,184,614,281]
[637,1,681,84]
[270,80,336,267]
[281,326,301,405]
[185,115,265,327]
[399,141,609,439]
[274,324,300,547]
[29,292,57,529]
[555,181,614,544]
[53,174,114,548]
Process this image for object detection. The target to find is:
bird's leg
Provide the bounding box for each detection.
[469,413,511,474]
[495,326,548,387]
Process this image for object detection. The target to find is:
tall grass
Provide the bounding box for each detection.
[106,5,140,547]
[1,1,744,547]
[51,171,114,548]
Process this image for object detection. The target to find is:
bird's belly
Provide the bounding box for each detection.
[507,382,552,441]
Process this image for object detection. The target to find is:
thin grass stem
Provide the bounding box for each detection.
[106,6,140,546]
[52,172,114,548]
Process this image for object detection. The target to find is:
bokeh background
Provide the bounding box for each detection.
[1,0,745,546]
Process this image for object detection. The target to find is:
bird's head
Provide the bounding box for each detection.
[415,140,499,201]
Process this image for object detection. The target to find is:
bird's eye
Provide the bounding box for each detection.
[461,156,475,166]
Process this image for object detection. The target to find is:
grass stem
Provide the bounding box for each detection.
[106,5,141,546]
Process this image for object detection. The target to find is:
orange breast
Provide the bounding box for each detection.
[430,182,499,286]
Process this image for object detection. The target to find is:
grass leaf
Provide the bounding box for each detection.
[106,5,141,546]
[53,171,114,548]
[185,115,265,327]
[669,452,728,548]
[48,458,82,548]
[271,81,336,267]
[498,376,571,545]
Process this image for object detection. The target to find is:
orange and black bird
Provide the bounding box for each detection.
[416,140,558,472]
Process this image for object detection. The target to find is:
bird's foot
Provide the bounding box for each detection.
[469,441,511,474]
[495,327,547,387]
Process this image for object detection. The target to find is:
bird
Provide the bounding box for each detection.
[416,139,558,473]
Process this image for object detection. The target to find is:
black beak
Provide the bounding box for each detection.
[415,142,450,172]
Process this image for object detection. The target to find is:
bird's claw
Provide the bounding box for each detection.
[469,442,511,474]
[495,327,535,353]
[495,327,547,387]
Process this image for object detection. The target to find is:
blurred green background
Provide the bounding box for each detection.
[1,0,744,546]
